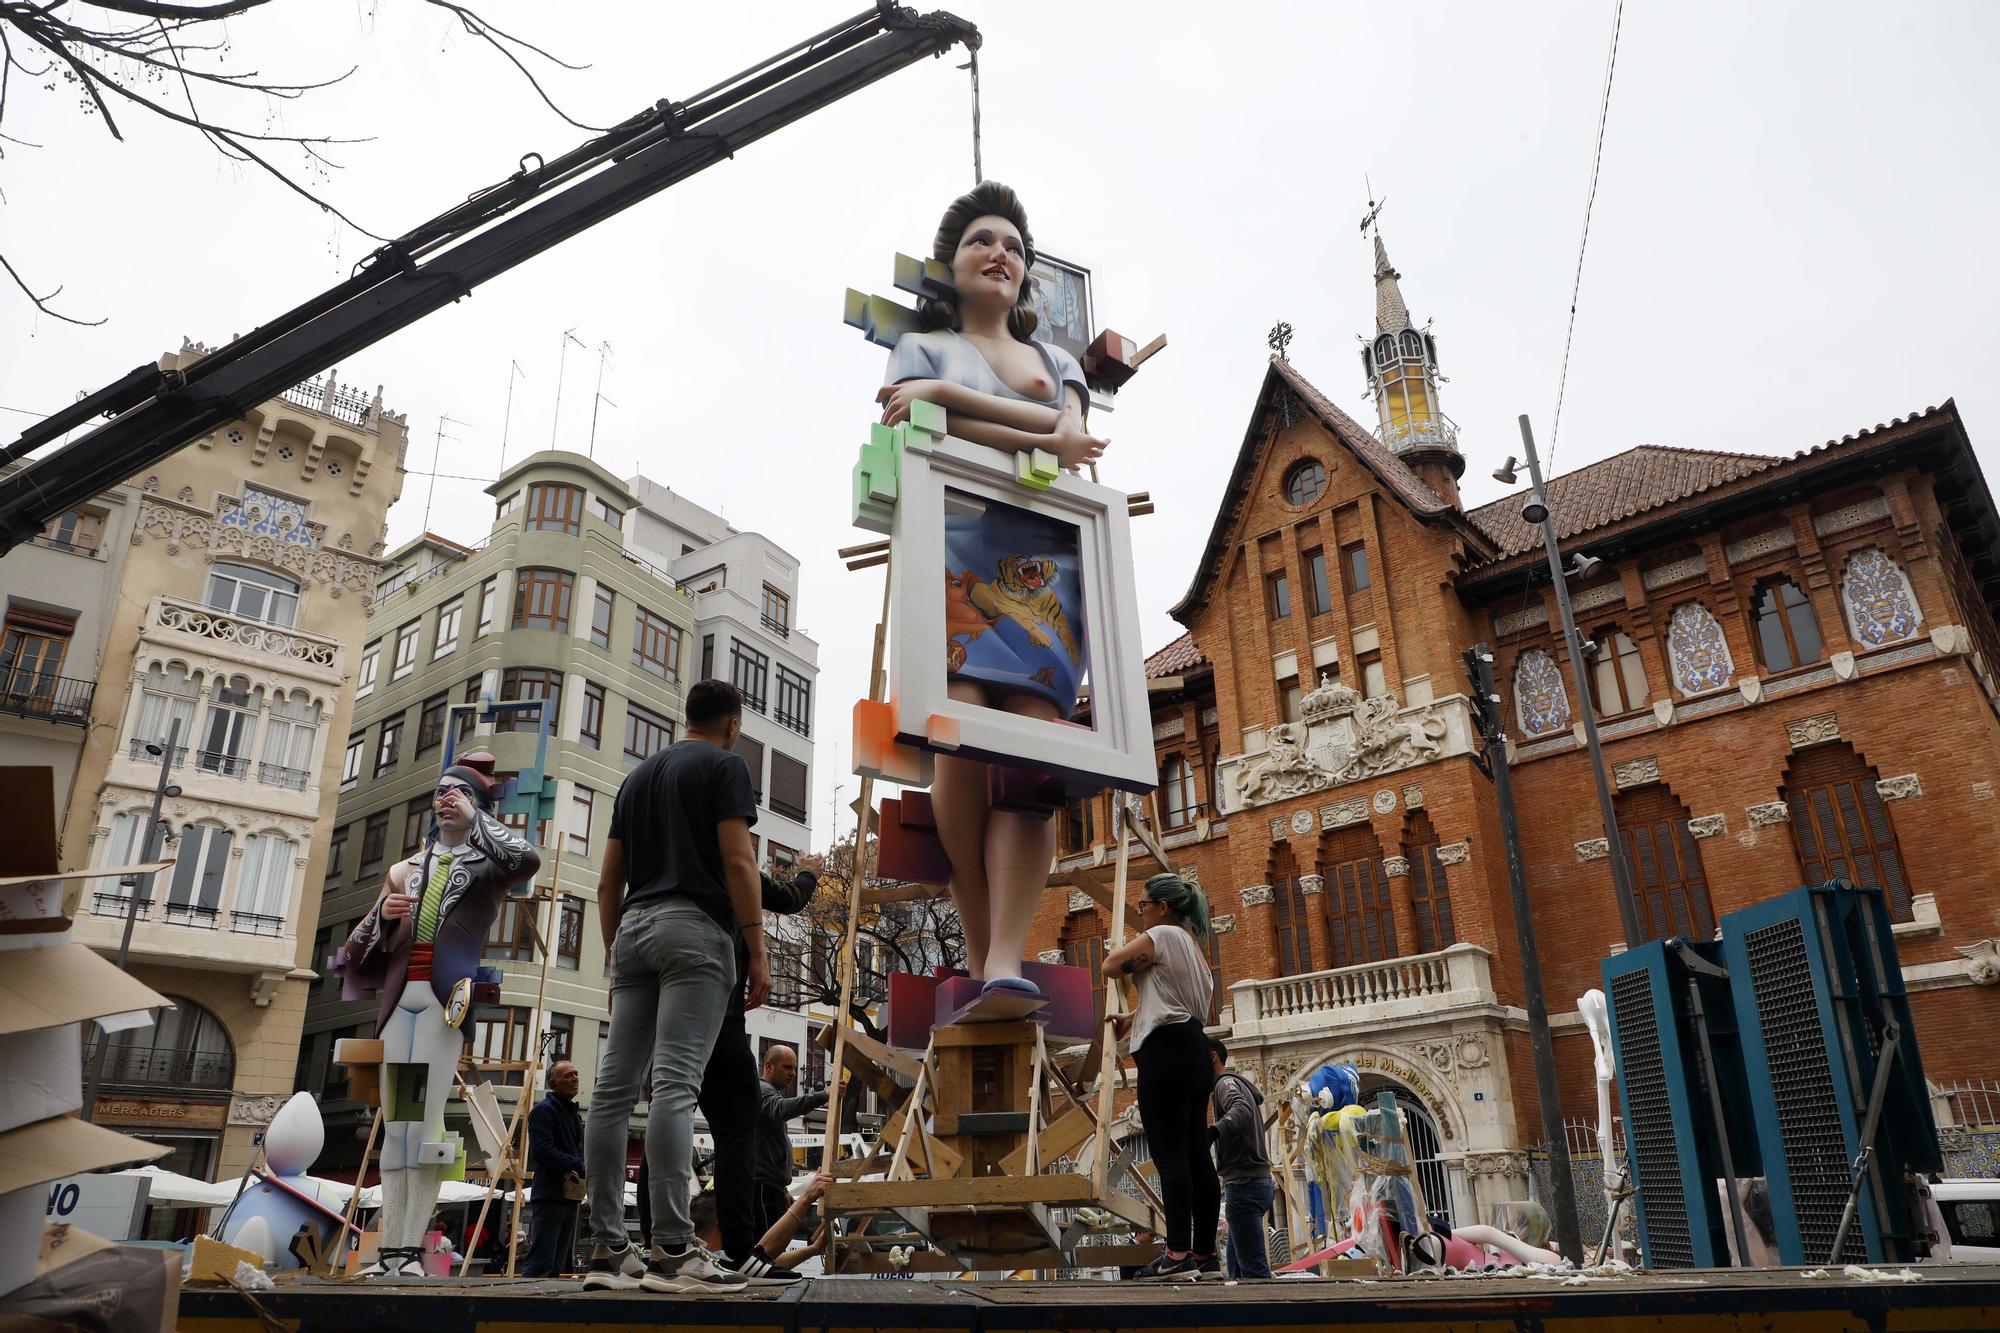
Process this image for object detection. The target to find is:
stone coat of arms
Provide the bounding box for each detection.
[1230,675,1450,810]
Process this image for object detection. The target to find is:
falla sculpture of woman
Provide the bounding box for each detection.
[877,181,1110,995]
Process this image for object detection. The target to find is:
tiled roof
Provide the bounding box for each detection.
[1467,445,1781,558]
[1272,357,1454,517]
[1145,631,1207,678]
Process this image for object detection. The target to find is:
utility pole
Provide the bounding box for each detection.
[1464,647,1584,1264]
[81,717,181,1123]
[1495,415,1644,947]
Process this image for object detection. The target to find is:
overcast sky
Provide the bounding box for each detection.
[5,1,1996,850]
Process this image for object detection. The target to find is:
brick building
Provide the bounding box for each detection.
[1025,233,2000,1225]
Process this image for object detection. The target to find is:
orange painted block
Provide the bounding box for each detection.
[853,698,933,786]
[926,713,962,750]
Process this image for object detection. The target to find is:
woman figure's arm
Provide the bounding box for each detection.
[880,377,1106,471]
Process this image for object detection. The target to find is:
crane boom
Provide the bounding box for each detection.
[0,3,978,551]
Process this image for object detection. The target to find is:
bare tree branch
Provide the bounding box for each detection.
[423,0,606,132]
[86,1,273,18]
[0,251,105,325]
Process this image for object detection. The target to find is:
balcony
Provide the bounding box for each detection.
[91,890,150,920]
[0,673,95,726]
[257,761,310,791]
[230,910,286,937]
[774,706,811,738]
[146,595,341,676]
[83,1042,234,1094]
[1229,943,1497,1039]
[128,738,189,766]
[760,612,792,639]
[28,532,102,559]
[194,750,250,779]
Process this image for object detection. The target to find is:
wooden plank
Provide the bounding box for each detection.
[931,1019,1041,1050]
[999,1104,1093,1177]
[822,1022,922,1086]
[885,1060,928,1181]
[940,988,1048,1026]
[1026,1022,1047,1174]
[859,880,948,906]
[826,1174,1120,1209]
[1062,867,1144,933]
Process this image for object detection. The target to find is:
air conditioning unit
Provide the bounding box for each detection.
[1601,938,1760,1268]
[1720,881,1941,1265]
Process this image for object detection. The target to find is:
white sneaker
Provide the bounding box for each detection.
[582,1241,648,1290]
[640,1242,749,1293]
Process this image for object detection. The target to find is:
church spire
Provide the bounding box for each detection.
[1359,219,1464,506]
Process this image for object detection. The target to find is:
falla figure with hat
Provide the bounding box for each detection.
[339,752,540,1277]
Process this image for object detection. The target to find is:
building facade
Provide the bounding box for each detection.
[1024,237,2000,1227]
[19,345,408,1183]
[300,452,822,1169]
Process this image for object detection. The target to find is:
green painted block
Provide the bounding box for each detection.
[842,289,921,349]
[893,252,954,302]
[907,398,946,439]
[1015,447,1059,491]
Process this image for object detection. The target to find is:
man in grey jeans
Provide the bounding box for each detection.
[582,679,770,1293]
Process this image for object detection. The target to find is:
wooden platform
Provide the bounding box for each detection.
[175,1264,2000,1332]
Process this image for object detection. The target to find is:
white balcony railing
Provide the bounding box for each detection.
[1230,942,1495,1032]
[150,595,341,670]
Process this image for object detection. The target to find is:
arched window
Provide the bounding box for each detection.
[1399,330,1424,361]
[94,994,235,1092]
[1513,648,1571,737]
[203,561,300,627]
[1061,909,1107,1023]
[258,690,319,789]
[1284,459,1328,507]
[1322,824,1396,968]
[1160,754,1198,827]
[1403,812,1455,953]
[234,833,297,934]
[1782,742,1912,921]
[1752,578,1824,672]
[1615,784,1715,943]
[165,823,233,925]
[196,674,258,777]
[134,662,201,756]
[1374,334,1398,367]
[1587,629,1649,717]
[1270,847,1314,976]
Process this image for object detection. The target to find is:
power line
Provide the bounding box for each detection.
[1545,0,1627,481]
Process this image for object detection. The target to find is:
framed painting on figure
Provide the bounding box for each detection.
[888,419,1153,794]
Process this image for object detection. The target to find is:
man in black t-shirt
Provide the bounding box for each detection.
[581,680,769,1294]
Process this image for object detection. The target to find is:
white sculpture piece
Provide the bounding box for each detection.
[1226,675,1454,812]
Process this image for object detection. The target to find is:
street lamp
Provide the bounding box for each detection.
[1508,415,1645,948]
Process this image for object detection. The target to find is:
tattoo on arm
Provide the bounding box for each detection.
[1120,957,1139,975]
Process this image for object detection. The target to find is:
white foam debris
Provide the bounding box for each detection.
[1840,1265,1922,1283]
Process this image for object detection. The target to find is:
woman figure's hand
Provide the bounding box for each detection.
[1050,403,1108,471]
[877,380,948,426]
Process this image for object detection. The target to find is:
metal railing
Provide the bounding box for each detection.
[257,761,310,791]
[151,596,340,668]
[82,1042,234,1092]
[1935,1078,2000,1130]
[1159,800,1209,830]
[229,910,287,937]
[195,750,249,779]
[774,706,811,737]
[91,891,148,920]
[280,373,374,427]
[163,902,219,928]
[128,738,189,766]
[760,612,791,638]
[29,532,101,557]
[0,673,94,725]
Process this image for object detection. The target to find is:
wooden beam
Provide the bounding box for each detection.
[929,1019,1041,1050]
[837,538,891,559]
[999,1104,1092,1177]
[826,1174,1134,1210]
[860,880,947,906]
[820,1022,923,1086]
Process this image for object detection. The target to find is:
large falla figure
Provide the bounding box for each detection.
[877,182,1110,994]
[339,753,540,1276]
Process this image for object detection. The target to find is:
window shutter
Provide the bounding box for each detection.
[1782,743,1912,920]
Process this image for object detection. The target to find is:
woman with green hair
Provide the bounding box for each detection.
[1103,871,1219,1279]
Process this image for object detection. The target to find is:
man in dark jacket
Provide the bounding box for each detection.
[753,1044,829,1230]
[1208,1037,1274,1278]
[523,1060,585,1276]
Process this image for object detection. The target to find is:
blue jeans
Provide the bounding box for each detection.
[585,899,735,1251]
[1223,1174,1275,1278]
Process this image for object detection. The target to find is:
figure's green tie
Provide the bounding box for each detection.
[415,852,453,944]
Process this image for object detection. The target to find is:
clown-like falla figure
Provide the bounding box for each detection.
[340,753,539,1276]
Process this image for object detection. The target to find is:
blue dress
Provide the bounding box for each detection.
[885,329,1092,712]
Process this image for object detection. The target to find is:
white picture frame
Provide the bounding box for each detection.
[889,425,1154,794]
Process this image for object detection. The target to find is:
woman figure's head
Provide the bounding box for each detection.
[921,180,1040,342]
[1141,871,1210,939]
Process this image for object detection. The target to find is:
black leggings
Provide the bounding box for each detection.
[1134,1018,1219,1255]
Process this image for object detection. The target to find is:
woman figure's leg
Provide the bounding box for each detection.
[932,684,995,978]
[980,692,1061,985]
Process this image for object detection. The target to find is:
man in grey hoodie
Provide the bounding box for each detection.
[1207,1037,1275,1278]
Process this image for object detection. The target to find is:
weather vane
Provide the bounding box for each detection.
[1267,321,1294,361]
[1360,174,1387,236]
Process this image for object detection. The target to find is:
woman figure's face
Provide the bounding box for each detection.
[951,213,1027,311]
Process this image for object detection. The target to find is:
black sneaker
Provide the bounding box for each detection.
[1194,1254,1223,1280]
[640,1243,749,1293]
[719,1247,803,1287]
[1133,1250,1200,1281]
[582,1241,647,1291]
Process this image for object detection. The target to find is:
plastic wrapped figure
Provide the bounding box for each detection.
[338,754,540,1276]
[877,182,1109,994]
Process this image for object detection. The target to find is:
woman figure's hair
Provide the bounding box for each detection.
[1144,871,1210,940]
[919,179,1041,343]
